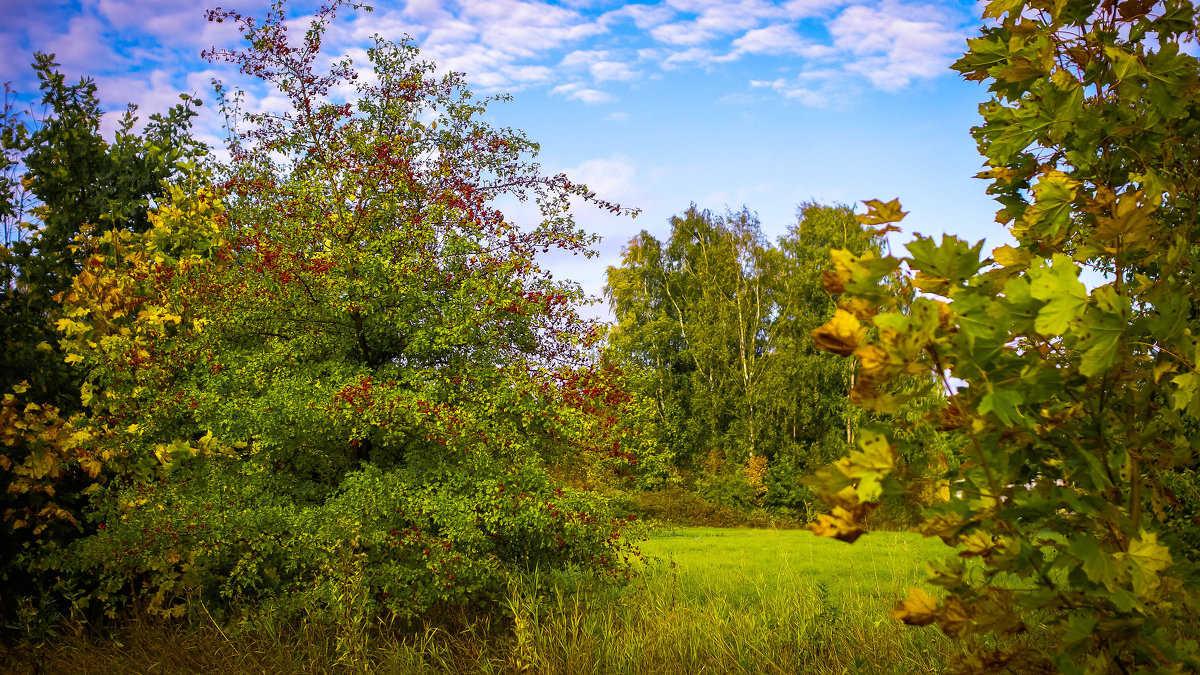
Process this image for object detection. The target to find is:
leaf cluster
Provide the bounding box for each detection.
[808,1,1200,671]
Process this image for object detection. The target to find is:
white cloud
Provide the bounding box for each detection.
[730,24,832,58]
[552,82,614,103]
[750,70,848,107]
[565,156,636,199]
[561,49,611,68]
[782,0,851,19]
[662,47,714,69]
[647,0,787,45]
[829,2,968,90]
[590,60,639,81]
[602,3,676,30]
[561,49,639,82]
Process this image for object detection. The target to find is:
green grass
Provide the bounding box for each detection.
[641,526,949,603]
[3,527,962,674]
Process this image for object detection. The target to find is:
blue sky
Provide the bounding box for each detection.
[3,0,1006,311]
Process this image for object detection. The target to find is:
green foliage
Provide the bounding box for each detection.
[6,528,963,674]
[605,204,872,481]
[54,1,641,624]
[68,458,631,622]
[696,471,758,511]
[808,1,1200,671]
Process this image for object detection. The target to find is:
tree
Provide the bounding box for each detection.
[0,53,204,412]
[0,55,204,630]
[808,1,1200,671]
[606,204,893,511]
[58,1,641,621]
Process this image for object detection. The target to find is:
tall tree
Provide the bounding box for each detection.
[606,203,882,507]
[56,1,641,621]
[0,55,204,628]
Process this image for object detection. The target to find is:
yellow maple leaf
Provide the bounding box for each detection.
[892,587,938,626]
[812,309,866,357]
[810,506,869,543]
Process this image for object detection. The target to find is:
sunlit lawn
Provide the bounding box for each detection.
[7,526,963,674]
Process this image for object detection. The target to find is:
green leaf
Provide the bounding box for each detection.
[978,386,1024,426]
[906,235,986,296]
[1068,536,1118,591]
[1023,172,1077,236]
[1029,254,1087,335]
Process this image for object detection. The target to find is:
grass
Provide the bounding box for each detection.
[2,527,961,674]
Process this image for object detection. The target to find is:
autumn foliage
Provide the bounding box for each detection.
[1,0,643,625]
[808,0,1200,672]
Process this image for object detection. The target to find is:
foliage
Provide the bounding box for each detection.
[0,53,203,632]
[6,529,961,675]
[0,52,204,412]
[807,1,1200,671]
[605,204,872,482]
[55,0,641,623]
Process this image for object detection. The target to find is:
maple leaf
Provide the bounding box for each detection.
[812,309,866,357]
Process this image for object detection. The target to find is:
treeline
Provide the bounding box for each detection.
[604,205,950,518]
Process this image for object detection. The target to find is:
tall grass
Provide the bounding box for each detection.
[2,528,961,674]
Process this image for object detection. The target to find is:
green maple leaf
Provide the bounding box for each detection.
[1029,254,1087,335]
[1024,172,1077,235]
[1126,531,1173,600]
[978,385,1024,427]
[1129,532,1172,574]
[906,235,985,296]
[1170,371,1200,417]
[1068,536,1118,591]
[1078,286,1127,378]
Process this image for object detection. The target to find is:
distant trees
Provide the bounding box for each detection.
[606,203,891,512]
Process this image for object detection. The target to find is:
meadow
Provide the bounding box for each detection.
[5,527,968,674]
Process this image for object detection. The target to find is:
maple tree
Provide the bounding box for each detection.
[808,0,1200,672]
[54,0,642,620]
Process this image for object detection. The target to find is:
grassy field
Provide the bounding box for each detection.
[4,527,962,674]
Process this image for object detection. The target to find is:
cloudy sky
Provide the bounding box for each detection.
[3,0,1005,311]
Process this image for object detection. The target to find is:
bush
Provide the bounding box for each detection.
[695,472,757,511]
[68,458,637,623]
[621,487,801,529]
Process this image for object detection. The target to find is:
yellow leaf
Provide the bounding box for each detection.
[1128,531,1172,575]
[838,297,877,321]
[810,506,869,543]
[992,245,1030,268]
[812,309,867,357]
[35,341,54,353]
[892,587,938,626]
[858,198,908,226]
